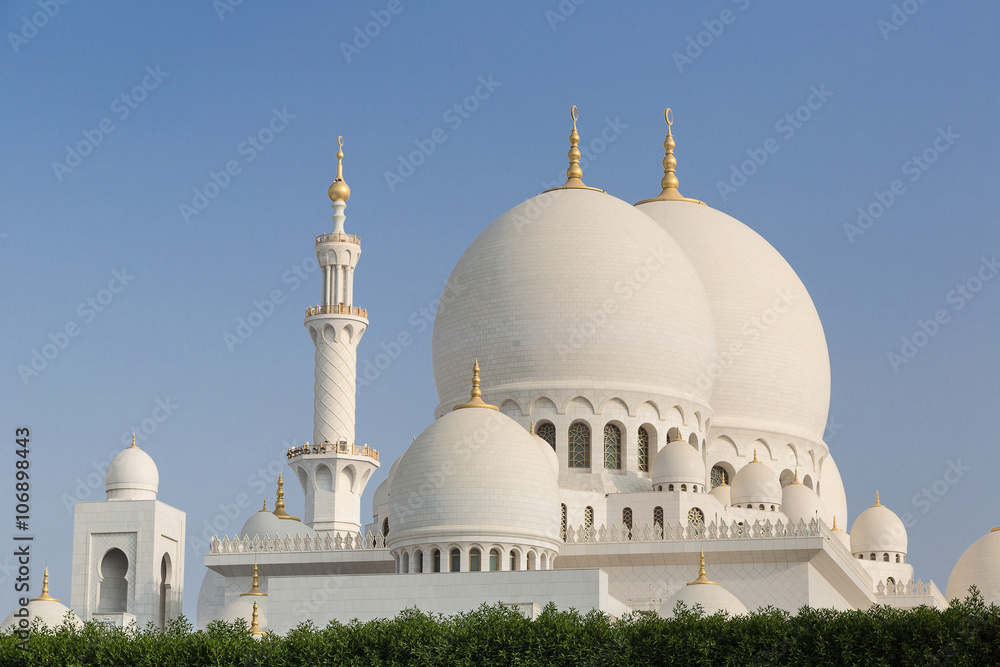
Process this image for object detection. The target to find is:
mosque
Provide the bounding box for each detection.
[7,108,999,634]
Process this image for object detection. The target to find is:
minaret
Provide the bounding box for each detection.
[289,137,380,533]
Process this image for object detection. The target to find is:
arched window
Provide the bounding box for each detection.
[402,551,410,573]
[883,553,889,562]
[711,465,729,488]
[527,552,536,570]
[540,552,548,569]
[895,554,901,563]
[584,506,594,539]
[857,554,863,560]
[568,422,591,468]
[469,548,481,572]
[415,550,423,573]
[623,508,633,539]
[489,549,500,571]
[382,518,389,538]
[509,550,519,571]
[887,577,896,586]
[680,484,687,492]
[603,423,621,469]
[770,505,776,511]
[637,427,649,472]
[758,504,765,511]
[158,554,171,628]
[560,504,567,541]
[450,548,461,572]
[98,548,128,613]
[432,549,441,573]
[870,553,876,561]
[668,484,674,491]
[654,506,664,530]
[693,485,698,493]
[687,507,705,529]
[537,422,556,450]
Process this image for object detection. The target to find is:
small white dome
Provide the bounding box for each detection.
[372,478,390,512]
[651,439,706,488]
[730,456,781,508]
[850,494,907,555]
[659,553,747,618]
[535,434,560,476]
[105,440,158,500]
[781,477,825,525]
[239,507,284,539]
[388,391,560,552]
[710,483,731,506]
[1,570,81,631]
[947,528,1000,603]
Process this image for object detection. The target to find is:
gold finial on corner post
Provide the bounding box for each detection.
[453,358,499,411]
[687,549,718,586]
[249,600,266,636]
[636,108,705,206]
[272,474,301,522]
[241,562,266,597]
[328,135,351,203]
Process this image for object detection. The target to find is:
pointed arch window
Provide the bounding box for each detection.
[568,422,591,468]
[654,506,664,531]
[560,504,567,541]
[623,507,633,540]
[603,423,621,469]
[711,465,729,488]
[537,422,556,450]
[637,427,649,472]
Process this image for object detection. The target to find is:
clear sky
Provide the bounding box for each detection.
[2,1,998,621]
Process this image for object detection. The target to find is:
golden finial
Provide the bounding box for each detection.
[753,449,758,462]
[530,421,535,435]
[687,549,718,586]
[544,106,603,193]
[872,490,882,508]
[453,358,499,411]
[832,516,841,531]
[671,428,684,443]
[328,136,351,203]
[793,468,800,484]
[272,474,301,521]
[129,433,137,449]
[249,600,266,636]
[31,567,58,602]
[240,562,266,597]
[636,108,705,206]
[262,500,267,511]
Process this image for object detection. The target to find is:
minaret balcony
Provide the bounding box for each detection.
[305,304,367,318]
[316,232,360,246]
[287,441,379,462]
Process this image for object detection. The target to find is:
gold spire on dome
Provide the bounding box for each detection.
[832,516,841,531]
[262,500,267,511]
[872,490,882,508]
[249,600,266,636]
[129,433,137,449]
[753,449,758,462]
[686,550,718,586]
[327,136,351,203]
[530,421,535,435]
[272,475,301,522]
[636,108,705,206]
[793,468,800,484]
[31,567,58,602]
[240,562,266,597]
[543,106,604,193]
[671,428,684,443]
[453,359,499,411]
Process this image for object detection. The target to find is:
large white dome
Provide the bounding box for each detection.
[432,188,717,414]
[387,400,561,551]
[946,528,1000,604]
[637,199,831,443]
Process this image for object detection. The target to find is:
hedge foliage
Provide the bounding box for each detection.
[3,591,999,666]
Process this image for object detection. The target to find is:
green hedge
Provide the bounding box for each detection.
[3,591,999,666]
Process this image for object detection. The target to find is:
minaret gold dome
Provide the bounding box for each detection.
[327,136,351,203]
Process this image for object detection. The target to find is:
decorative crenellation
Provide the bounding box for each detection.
[564,517,825,544]
[287,442,379,461]
[210,530,388,554]
[316,232,360,246]
[877,579,931,597]
[306,304,367,318]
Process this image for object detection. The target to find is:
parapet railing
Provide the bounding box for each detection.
[287,442,379,461]
[305,304,367,318]
[316,232,360,245]
[562,517,825,544]
[209,530,387,554]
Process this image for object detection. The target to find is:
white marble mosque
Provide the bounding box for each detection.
[7,109,1000,634]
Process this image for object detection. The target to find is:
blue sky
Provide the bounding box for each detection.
[2,1,998,621]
